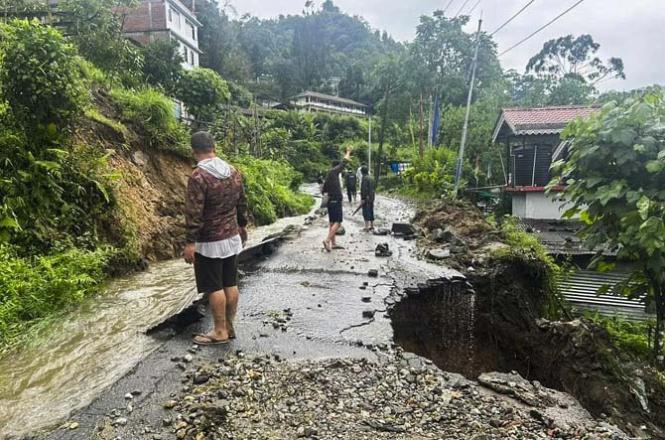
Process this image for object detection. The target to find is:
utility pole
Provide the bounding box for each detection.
[368,115,372,175]
[454,17,482,197]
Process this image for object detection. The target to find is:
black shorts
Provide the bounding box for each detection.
[327,199,343,223]
[194,253,239,293]
[362,201,375,221]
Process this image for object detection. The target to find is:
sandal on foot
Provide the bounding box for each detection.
[322,240,332,252]
[193,333,229,346]
[332,245,345,250]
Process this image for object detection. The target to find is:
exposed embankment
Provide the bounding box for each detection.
[391,201,665,438]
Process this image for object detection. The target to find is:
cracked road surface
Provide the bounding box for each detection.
[40,194,460,439]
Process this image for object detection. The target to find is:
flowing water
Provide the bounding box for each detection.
[0,189,319,439]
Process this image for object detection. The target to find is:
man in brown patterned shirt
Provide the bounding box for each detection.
[184,132,248,345]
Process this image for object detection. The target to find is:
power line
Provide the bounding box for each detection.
[466,0,482,17]
[454,0,472,18]
[499,0,587,57]
[490,0,536,36]
[443,0,456,15]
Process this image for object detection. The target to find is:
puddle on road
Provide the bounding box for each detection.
[0,191,319,439]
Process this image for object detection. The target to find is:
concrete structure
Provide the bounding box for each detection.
[120,0,201,69]
[291,91,368,116]
[492,105,599,220]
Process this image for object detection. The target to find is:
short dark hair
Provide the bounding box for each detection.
[191,131,215,153]
[361,166,369,175]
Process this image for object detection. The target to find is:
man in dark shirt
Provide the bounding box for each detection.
[184,132,248,345]
[321,146,353,251]
[344,171,358,204]
[360,166,375,231]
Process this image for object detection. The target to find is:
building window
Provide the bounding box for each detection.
[168,6,172,22]
[190,50,194,65]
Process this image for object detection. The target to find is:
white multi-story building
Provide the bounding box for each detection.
[121,0,201,69]
[291,91,368,117]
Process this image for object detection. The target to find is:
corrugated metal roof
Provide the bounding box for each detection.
[558,270,651,320]
[493,105,599,142]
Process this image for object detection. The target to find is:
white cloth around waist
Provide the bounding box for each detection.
[195,234,243,259]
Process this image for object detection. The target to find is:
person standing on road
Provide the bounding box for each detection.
[360,166,375,232]
[345,169,358,204]
[184,131,248,346]
[322,146,353,252]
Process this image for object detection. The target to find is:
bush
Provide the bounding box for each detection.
[0,128,116,252]
[110,87,189,154]
[177,68,230,122]
[0,19,86,135]
[232,156,313,225]
[0,245,111,349]
[494,218,569,320]
[142,39,183,94]
[402,147,459,197]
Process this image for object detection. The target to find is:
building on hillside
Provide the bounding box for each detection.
[492,105,599,220]
[291,91,368,117]
[120,0,201,69]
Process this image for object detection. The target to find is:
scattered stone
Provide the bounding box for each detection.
[124,393,133,400]
[68,422,79,430]
[131,390,142,396]
[427,247,451,260]
[391,223,416,237]
[113,417,128,427]
[183,354,193,363]
[375,243,393,257]
[163,400,178,409]
[362,310,375,319]
[361,296,371,303]
[368,269,379,277]
[193,374,210,385]
[372,228,391,236]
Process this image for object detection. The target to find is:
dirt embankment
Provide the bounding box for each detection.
[76,92,193,262]
[412,199,504,271]
[405,201,665,438]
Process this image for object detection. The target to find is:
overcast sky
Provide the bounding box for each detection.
[232,0,664,91]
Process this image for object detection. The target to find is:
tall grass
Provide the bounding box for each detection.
[232,156,314,225]
[0,245,111,350]
[109,87,189,156]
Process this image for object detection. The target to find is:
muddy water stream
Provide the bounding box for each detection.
[0,190,319,438]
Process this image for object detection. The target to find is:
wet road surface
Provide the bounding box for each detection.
[5,193,455,440]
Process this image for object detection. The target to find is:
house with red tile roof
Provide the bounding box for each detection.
[492,105,600,219]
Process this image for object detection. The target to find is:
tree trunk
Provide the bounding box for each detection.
[419,94,424,159]
[655,285,664,364]
[375,91,390,184]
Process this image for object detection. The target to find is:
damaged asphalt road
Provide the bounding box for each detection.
[40,195,627,440]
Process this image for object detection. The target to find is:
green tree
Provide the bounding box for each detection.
[142,39,183,94]
[56,0,144,83]
[551,93,665,359]
[0,19,86,134]
[177,68,230,122]
[527,34,625,86]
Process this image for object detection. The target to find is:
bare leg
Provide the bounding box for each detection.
[194,290,229,343]
[328,222,341,246]
[225,286,239,338]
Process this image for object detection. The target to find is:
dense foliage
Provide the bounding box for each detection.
[0,246,110,350]
[0,19,86,135]
[177,67,231,122]
[110,87,190,153]
[552,93,665,359]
